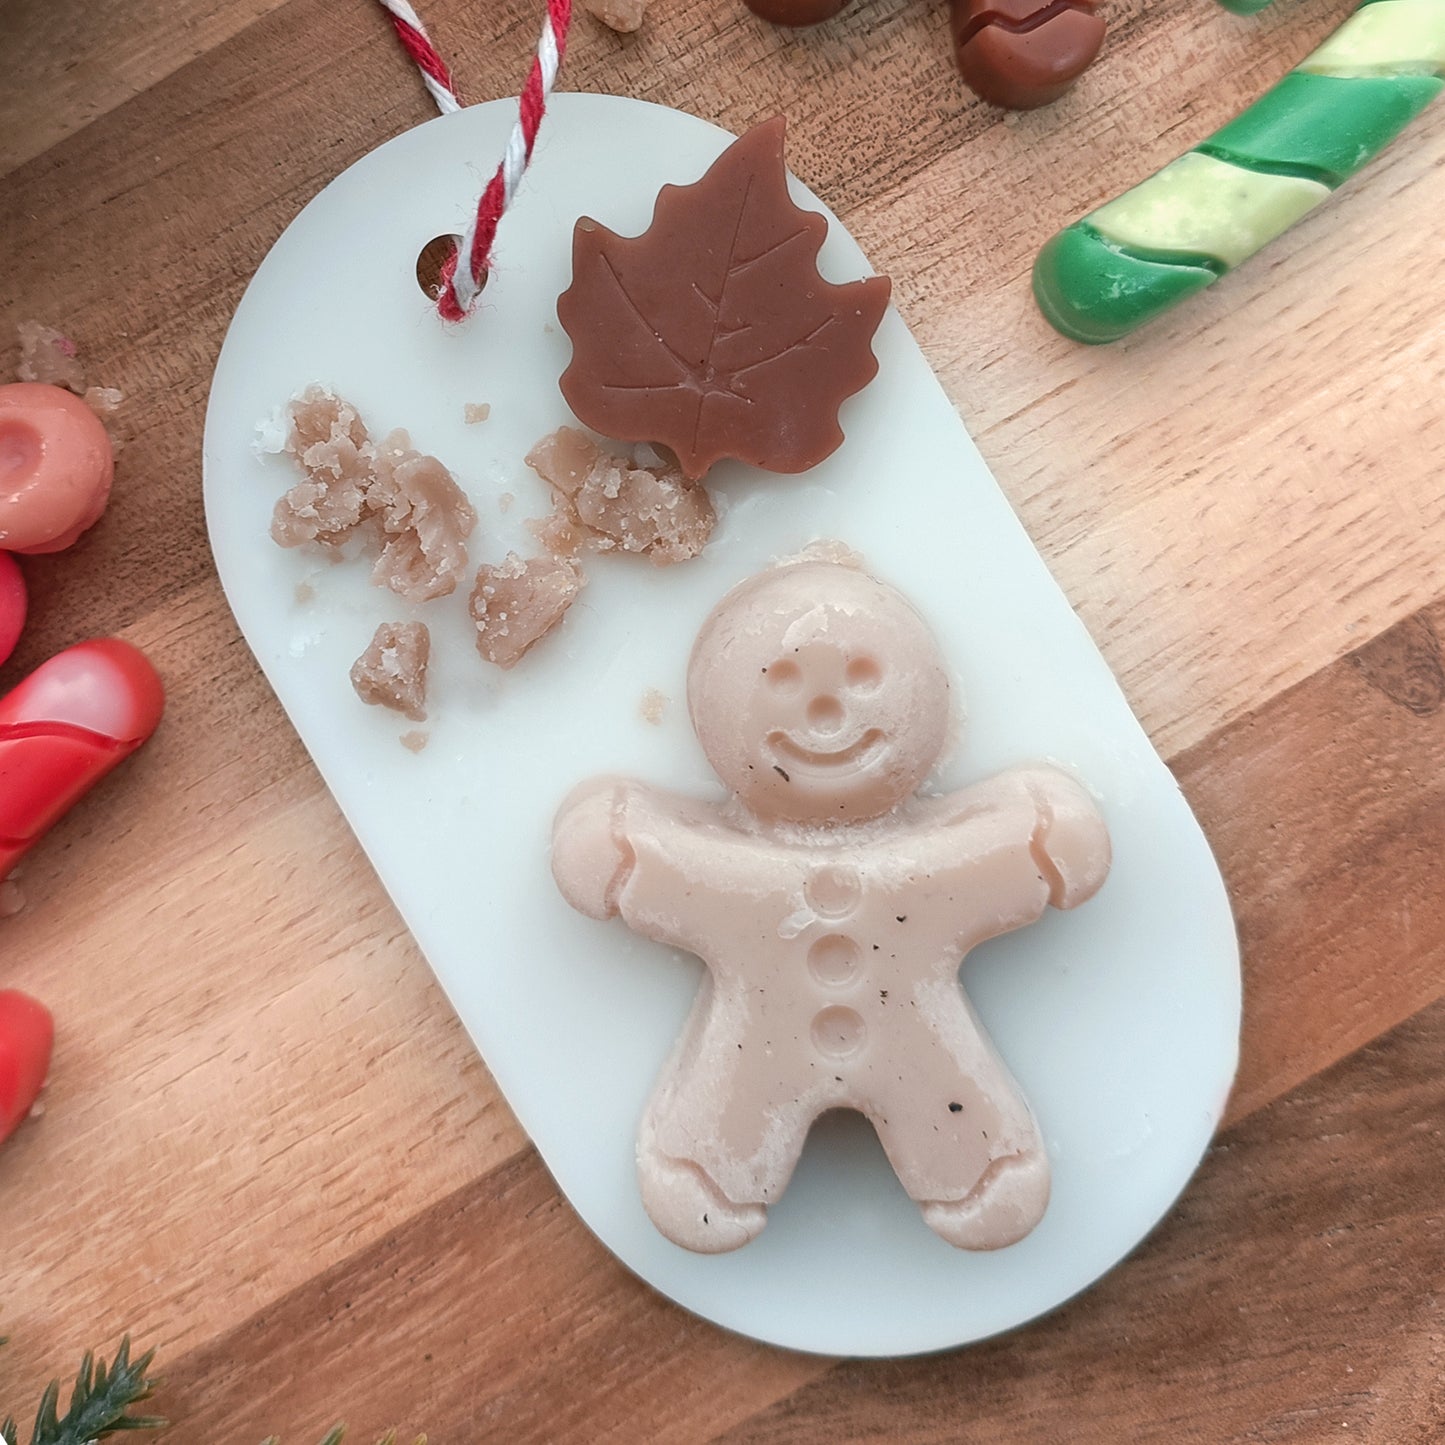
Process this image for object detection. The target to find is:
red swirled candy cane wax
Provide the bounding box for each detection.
[0,639,164,877]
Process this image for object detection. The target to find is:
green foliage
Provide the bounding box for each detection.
[1,1335,164,1445]
[2,1335,423,1445]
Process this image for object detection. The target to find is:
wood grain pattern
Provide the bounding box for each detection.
[153,998,1445,1443]
[1,0,1442,1438]
[720,1002,1445,1445]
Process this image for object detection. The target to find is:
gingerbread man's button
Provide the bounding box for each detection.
[807,933,861,987]
[805,863,861,919]
[811,1005,867,1060]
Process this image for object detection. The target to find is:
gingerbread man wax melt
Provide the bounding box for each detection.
[552,557,1111,1253]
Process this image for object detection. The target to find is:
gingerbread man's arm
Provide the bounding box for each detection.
[923,765,1110,940]
[552,779,752,954]
[551,776,636,921]
[1012,764,1111,909]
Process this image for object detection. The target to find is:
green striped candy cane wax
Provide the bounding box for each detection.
[1033,0,1445,344]
[1217,0,1278,16]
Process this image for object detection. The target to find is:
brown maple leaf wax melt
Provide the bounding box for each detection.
[557,117,891,481]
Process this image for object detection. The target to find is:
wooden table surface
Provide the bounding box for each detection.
[2,0,1443,1439]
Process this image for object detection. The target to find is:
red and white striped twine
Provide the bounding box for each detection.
[375,0,463,113]
[375,0,573,322]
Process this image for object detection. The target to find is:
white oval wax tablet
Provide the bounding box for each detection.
[203,95,1239,1357]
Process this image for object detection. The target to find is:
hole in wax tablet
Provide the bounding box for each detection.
[415,233,484,300]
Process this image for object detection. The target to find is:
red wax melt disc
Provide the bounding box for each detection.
[0,553,23,666]
[0,383,114,555]
[0,989,54,1146]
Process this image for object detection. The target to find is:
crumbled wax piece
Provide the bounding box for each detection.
[498,491,514,514]
[584,0,649,31]
[527,503,587,561]
[526,427,715,566]
[469,551,583,669]
[640,687,668,724]
[349,621,430,721]
[368,429,477,602]
[464,403,492,424]
[557,117,891,479]
[271,390,476,601]
[294,580,316,604]
[16,322,85,393]
[552,557,1111,1254]
[272,386,374,549]
[400,729,430,753]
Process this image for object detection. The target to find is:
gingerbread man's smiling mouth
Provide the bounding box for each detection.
[768,728,886,770]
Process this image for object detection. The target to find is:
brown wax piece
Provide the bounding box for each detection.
[368,429,477,603]
[743,0,848,25]
[350,621,430,721]
[272,386,373,551]
[272,389,476,602]
[557,117,891,480]
[951,0,1105,111]
[525,427,716,566]
[469,552,583,669]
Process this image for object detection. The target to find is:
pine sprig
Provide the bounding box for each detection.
[1,1336,423,1445]
[27,1335,165,1445]
[1,1334,12,1445]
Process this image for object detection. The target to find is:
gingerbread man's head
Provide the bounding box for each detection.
[687,559,952,824]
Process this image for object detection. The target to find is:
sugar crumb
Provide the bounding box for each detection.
[400,730,430,753]
[640,688,668,725]
[464,402,492,424]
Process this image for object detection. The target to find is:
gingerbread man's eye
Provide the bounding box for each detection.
[845,656,882,692]
[765,659,802,692]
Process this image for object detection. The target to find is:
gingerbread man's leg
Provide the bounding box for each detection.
[869,981,1050,1250]
[637,981,814,1253]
